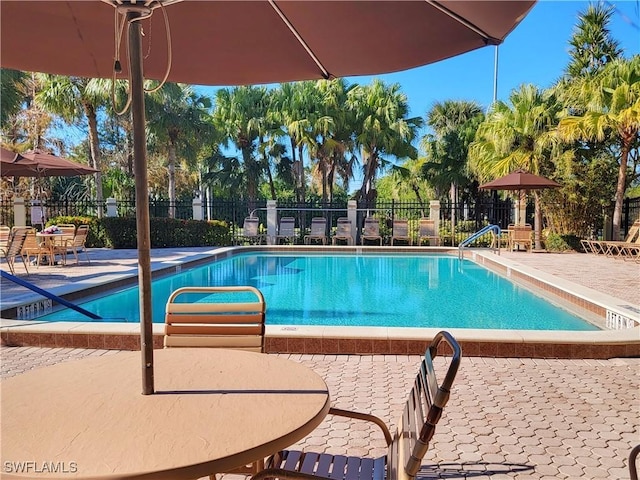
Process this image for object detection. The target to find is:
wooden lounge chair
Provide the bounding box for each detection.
[391,218,412,245]
[332,217,353,245]
[417,218,439,246]
[251,331,462,480]
[236,217,266,245]
[509,224,532,252]
[361,216,382,245]
[3,226,31,274]
[164,286,266,352]
[582,219,640,256]
[275,217,296,245]
[304,217,327,245]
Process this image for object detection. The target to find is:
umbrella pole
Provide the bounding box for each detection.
[127,10,154,394]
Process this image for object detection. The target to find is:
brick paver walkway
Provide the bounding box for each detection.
[2,347,638,479]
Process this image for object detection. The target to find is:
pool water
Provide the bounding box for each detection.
[36,253,599,331]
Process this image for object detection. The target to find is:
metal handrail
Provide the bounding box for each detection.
[458,224,501,260]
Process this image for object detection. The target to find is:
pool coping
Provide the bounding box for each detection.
[2,246,639,358]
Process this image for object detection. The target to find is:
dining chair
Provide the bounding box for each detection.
[3,226,31,275]
[251,331,462,480]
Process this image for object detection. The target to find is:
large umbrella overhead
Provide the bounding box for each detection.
[1,0,535,394]
[479,169,561,191]
[1,149,98,178]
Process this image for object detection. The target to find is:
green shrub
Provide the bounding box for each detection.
[545,233,582,252]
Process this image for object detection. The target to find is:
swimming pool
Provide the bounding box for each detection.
[36,253,599,331]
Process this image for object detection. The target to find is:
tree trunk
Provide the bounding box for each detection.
[85,104,103,218]
[612,137,631,241]
[533,191,543,250]
[168,144,176,219]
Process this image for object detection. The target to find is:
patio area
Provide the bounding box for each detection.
[1,346,638,479]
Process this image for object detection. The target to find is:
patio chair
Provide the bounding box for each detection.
[304,217,328,245]
[509,224,532,252]
[275,217,296,245]
[0,225,10,254]
[361,216,382,245]
[332,217,353,245]
[164,286,266,352]
[581,218,640,256]
[67,225,90,264]
[251,331,462,480]
[417,218,439,246]
[3,226,31,275]
[21,227,49,267]
[236,216,266,245]
[391,218,412,245]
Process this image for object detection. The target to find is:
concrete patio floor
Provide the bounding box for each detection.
[1,247,639,478]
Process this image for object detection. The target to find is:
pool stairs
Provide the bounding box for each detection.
[1,270,101,320]
[458,224,501,260]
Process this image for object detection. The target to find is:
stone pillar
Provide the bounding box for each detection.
[429,200,440,233]
[347,200,357,243]
[13,197,26,226]
[267,200,277,245]
[192,196,203,221]
[106,198,118,217]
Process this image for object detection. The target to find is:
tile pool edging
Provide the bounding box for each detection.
[1,246,639,358]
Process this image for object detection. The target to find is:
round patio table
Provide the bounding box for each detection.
[1,348,330,480]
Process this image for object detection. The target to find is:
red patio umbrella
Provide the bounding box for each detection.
[1,149,98,178]
[0,147,38,176]
[479,169,561,191]
[1,0,536,394]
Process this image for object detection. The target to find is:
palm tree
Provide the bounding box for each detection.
[1,69,27,126]
[469,84,561,249]
[213,85,268,207]
[146,82,213,218]
[556,56,640,240]
[36,75,113,215]
[347,80,422,203]
[422,100,484,234]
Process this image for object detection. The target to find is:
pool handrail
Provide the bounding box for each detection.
[458,224,501,260]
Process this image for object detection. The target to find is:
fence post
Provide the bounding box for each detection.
[267,200,277,245]
[13,197,26,226]
[106,198,118,217]
[347,200,357,241]
[429,200,440,234]
[192,196,203,221]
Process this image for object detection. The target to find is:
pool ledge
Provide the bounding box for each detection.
[2,246,639,358]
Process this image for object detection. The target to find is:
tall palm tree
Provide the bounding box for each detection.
[1,69,27,126]
[469,84,561,249]
[213,85,268,207]
[347,79,422,203]
[146,82,213,217]
[556,56,640,240]
[36,75,112,214]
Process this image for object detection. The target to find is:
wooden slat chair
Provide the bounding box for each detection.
[391,219,412,246]
[67,225,90,264]
[21,227,48,267]
[304,217,328,245]
[236,217,266,245]
[332,217,353,245]
[509,224,532,252]
[581,218,640,255]
[0,225,11,255]
[251,331,462,480]
[164,286,266,352]
[3,226,31,275]
[361,216,382,245]
[417,218,439,246]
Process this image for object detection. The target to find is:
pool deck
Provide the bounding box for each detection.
[1,246,639,357]
[1,248,639,479]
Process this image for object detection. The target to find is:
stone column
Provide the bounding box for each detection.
[106,198,118,217]
[347,200,357,243]
[13,197,26,226]
[192,196,203,221]
[267,200,277,245]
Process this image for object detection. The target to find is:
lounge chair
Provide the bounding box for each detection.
[332,217,353,245]
[251,331,462,480]
[509,224,532,252]
[417,218,439,246]
[304,217,327,245]
[275,217,296,244]
[582,219,640,256]
[164,286,266,352]
[2,226,31,274]
[236,216,266,245]
[391,218,412,245]
[360,216,382,245]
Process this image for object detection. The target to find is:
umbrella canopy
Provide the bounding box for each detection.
[1,1,535,85]
[0,0,535,394]
[1,149,98,178]
[479,169,561,191]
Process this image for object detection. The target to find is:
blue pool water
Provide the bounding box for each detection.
[36,253,599,331]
